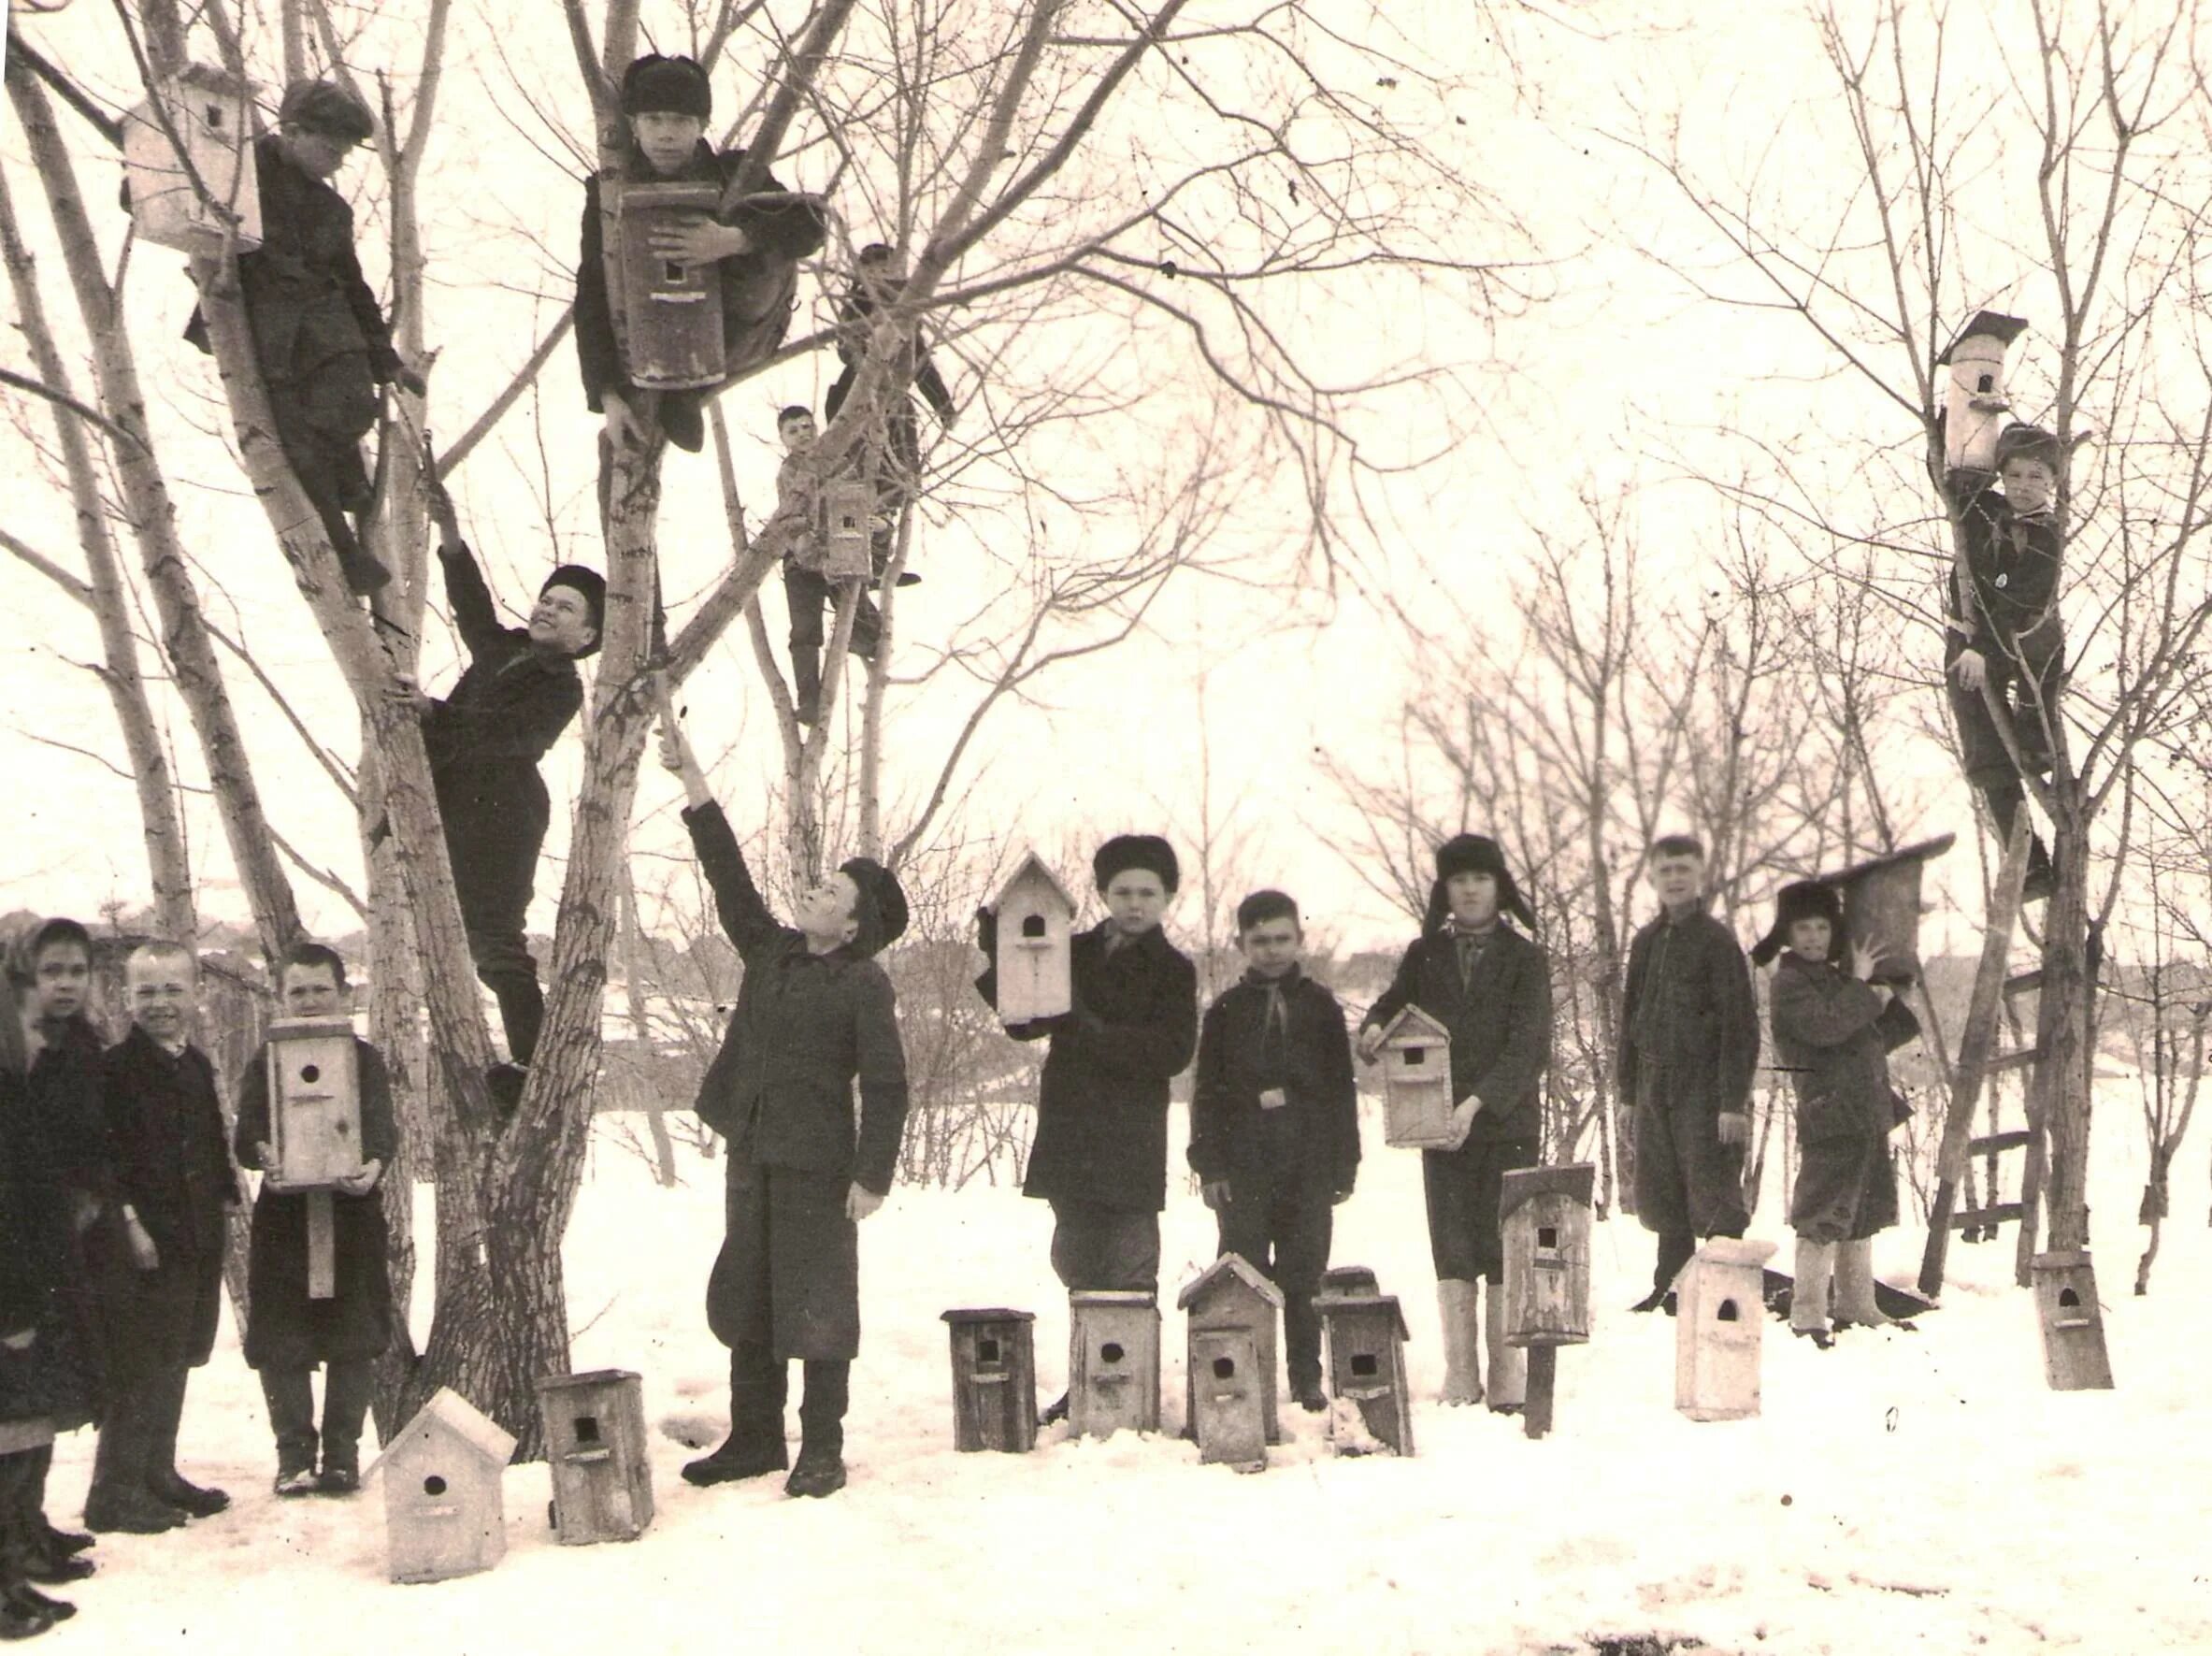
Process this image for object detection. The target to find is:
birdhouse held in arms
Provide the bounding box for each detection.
[2030,1251,2115,1391]
[1940,311,2030,473]
[1315,1291,1414,1456]
[538,1370,654,1545]
[122,65,263,253]
[265,1016,364,1190]
[1378,1006,1456,1149]
[1826,834,1956,987]
[1068,1291,1160,1439]
[818,478,876,582]
[1673,1238,1776,1423]
[1178,1255,1286,1467]
[612,180,725,390]
[368,1388,515,1584]
[1500,1162,1596,1349]
[990,853,1077,1026]
[941,1309,1038,1453]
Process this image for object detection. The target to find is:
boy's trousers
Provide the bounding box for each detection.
[1047,1199,1160,1296]
[261,1361,376,1474]
[434,765,550,1065]
[1214,1168,1334,1389]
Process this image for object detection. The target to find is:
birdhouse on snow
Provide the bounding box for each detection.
[990,852,1078,1025]
[1377,1006,1456,1148]
[941,1308,1038,1453]
[368,1387,515,1584]
[1939,310,2030,473]
[1315,1291,1414,1457]
[1500,1162,1596,1350]
[122,65,263,253]
[1067,1290,1159,1439]
[2030,1250,2114,1392]
[1673,1238,1777,1423]
[610,179,725,390]
[1177,1254,1286,1469]
[264,1016,364,1190]
[538,1369,654,1545]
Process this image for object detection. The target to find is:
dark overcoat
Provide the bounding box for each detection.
[14,1016,110,1422]
[1186,968,1358,1197]
[1362,923,1553,1145]
[0,1069,96,1432]
[1618,910,1760,1115]
[1770,952,1918,1242]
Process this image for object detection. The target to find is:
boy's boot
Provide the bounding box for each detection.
[19,1447,90,1571]
[83,1392,180,1535]
[1832,1238,1912,1332]
[260,1368,319,1496]
[1789,1236,1837,1349]
[1436,1279,1484,1405]
[785,1360,850,1499]
[1285,1284,1327,1412]
[1631,1231,1695,1314]
[683,1350,789,1487]
[1481,1283,1527,1414]
[141,1366,229,1519]
[658,391,707,454]
[316,1361,375,1494]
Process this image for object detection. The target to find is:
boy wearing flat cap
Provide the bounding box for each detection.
[659,715,909,1500]
[1358,835,1552,1413]
[976,834,1198,1425]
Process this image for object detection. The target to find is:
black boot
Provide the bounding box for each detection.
[660,393,707,454]
[141,1366,229,1518]
[683,1352,788,1487]
[4,1587,71,1626]
[84,1390,181,1535]
[784,1361,849,1498]
[1038,1391,1070,1427]
[315,1360,372,1494]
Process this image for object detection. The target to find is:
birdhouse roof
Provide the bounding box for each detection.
[1937,310,2030,363]
[1378,1005,1450,1046]
[1175,1252,1286,1312]
[537,1367,640,1395]
[267,1015,356,1043]
[996,852,1077,915]
[365,1387,515,1481]
[1320,1265,1380,1296]
[1818,833,1957,892]
[1311,1291,1410,1341]
[1499,1161,1597,1218]
[172,62,257,96]
[941,1307,1036,1325]
[1689,1238,1776,1273]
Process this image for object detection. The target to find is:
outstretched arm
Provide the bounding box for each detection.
[660,714,784,963]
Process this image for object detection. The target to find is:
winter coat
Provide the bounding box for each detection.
[423,540,584,791]
[233,1037,398,1369]
[0,1068,94,1430]
[1363,923,1552,1143]
[12,1017,108,1422]
[683,802,910,1195]
[1186,967,1358,1196]
[1618,908,1760,1113]
[1945,474,2063,658]
[829,274,955,423]
[22,1015,112,1209]
[1768,952,1920,1144]
[980,922,1199,1213]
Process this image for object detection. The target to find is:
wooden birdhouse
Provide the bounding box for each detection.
[122,65,263,253]
[989,853,1078,1026]
[818,478,876,582]
[1067,1290,1159,1439]
[1177,1255,1286,1467]
[1939,311,2030,473]
[1673,1239,1776,1423]
[1377,1006,1456,1149]
[1826,834,1956,987]
[538,1370,653,1545]
[611,180,725,390]
[369,1388,515,1584]
[264,1017,364,1191]
[1314,1291,1414,1457]
[1320,1265,1380,1297]
[1500,1163,1596,1350]
[2030,1251,2115,1391]
[941,1308,1038,1453]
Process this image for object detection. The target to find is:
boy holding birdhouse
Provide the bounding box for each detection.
[1187,890,1358,1413]
[232,943,397,1496]
[771,404,883,726]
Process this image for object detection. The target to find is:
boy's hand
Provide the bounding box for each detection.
[388,672,434,718]
[603,393,646,453]
[123,1215,159,1272]
[1443,1097,1480,1152]
[1355,1025,1385,1065]
[1716,1111,1749,1148]
[394,366,428,398]
[1952,648,1988,692]
[846,1184,884,1222]
[335,1159,383,1197]
[1200,1180,1231,1212]
[1850,940,1885,984]
[650,216,747,267]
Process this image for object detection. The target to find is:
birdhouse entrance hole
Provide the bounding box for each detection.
[1716,1300,1740,1322]
[2059,1288,2080,1308]
[664,260,684,282]
[1350,1353,1378,1378]
[1405,1049,1425,1067]
[1021,914,1046,939]
[1212,1356,1236,1380]
[1100,1343,1124,1364]
[300,1063,321,1083]
[574,1415,600,1445]
[1537,1226,1558,1249]
[1977,372,1995,393]
[979,1338,1000,1363]
[423,1475,447,1497]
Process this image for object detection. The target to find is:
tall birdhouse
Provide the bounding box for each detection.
[2030,1251,2115,1391]
[1826,834,1956,986]
[611,180,726,390]
[1067,1290,1159,1439]
[1177,1255,1286,1468]
[1377,1006,1456,1148]
[818,478,875,582]
[1500,1162,1596,1350]
[989,853,1078,1026]
[369,1388,515,1584]
[1673,1239,1776,1422]
[941,1309,1038,1453]
[1939,311,2030,473]
[122,65,263,253]
[538,1370,654,1545]
[264,1017,364,1190]
[1314,1291,1414,1457]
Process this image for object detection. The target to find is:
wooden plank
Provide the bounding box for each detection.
[1523,1345,1557,1441]
[2003,970,2044,998]
[306,1191,335,1300]
[1985,1045,2044,1075]
[1949,1202,2026,1231]
[1968,1130,2034,1156]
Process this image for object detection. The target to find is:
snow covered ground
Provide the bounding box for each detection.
[35,1092,2212,1655]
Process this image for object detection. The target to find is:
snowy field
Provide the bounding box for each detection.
[34,1090,2212,1656]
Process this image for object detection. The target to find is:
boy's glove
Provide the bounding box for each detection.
[1331,1178,1357,1206]
[1716,1111,1749,1148]
[973,905,998,961]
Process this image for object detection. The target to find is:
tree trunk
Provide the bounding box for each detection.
[2033,798,2094,1256]
[619,861,678,1187]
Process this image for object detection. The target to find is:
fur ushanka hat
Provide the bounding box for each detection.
[1424,833,1536,933]
[1749,880,1844,967]
[621,53,712,121]
[1092,835,1180,896]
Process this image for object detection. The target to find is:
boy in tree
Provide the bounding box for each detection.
[232,943,397,1496]
[770,404,881,726]
[659,714,909,1500]
[1187,890,1358,1413]
[1357,836,1551,1413]
[1616,834,1760,1315]
[824,242,955,576]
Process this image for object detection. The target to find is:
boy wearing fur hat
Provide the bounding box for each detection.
[976,834,1198,1426]
[1617,835,1760,1314]
[1752,883,1919,1346]
[658,715,909,1500]
[577,54,829,456]
[1357,835,1552,1412]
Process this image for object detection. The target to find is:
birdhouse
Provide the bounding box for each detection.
[538,1370,653,1545]
[122,65,263,253]
[1067,1291,1159,1439]
[1939,311,2030,473]
[1500,1162,1596,1349]
[2030,1251,2114,1391]
[1320,1265,1380,1297]
[1314,1291,1414,1456]
[611,180,726,390]
[1177,1255,1286,1466]
[368,1388,515,1584]
[989,853,1078,1026]
[941,1309,1038,1453]
[818,478,876,582]
[1825,834,1956,986]
[264,1016,364,1190]
[1377,1006,1456,1148]
[1673,1238,1777,1423]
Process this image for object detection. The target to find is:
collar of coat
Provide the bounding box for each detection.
[1082,918,1177,959]
[1239,962,1304,992]
[113,1024,207,1070]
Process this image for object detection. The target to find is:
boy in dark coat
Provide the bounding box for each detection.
[1754,883,1919,1346]
[1945,423,2066,901]
[659,715,909,1500]
[577,54,829,456]
[1359,835,1552,1412]
[1617,835,1760,1314]
[84,944,236,1535]
[823,242,955,577]
[976,834,1199,1425]
[771,404,882,725]
[1187,890,1357,1413]
[233,944,397,1496]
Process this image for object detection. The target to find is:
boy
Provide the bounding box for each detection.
[1357,835,1551,1412]
[1945,423,2066,900]
[771,404,881,725]
[977,835,1198,1425]
[1187,891,1357,1413]
[824,242,956,575]
[577,54,828,455]
[659,714,908,1499]
[181,80,424,597]
[232,943,397,1495]
[401,472,603,1100]
[85,944,235,1534]
[1616,834,1760,1314]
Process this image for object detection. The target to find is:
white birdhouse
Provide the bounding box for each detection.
[611,180,726,390]
[122,65,263,253]
[1939,311,2029,473]
[264,1016,363,1191]
[368,1388,515,1585]
[818,478,876,582]
[1673,1238,1776,1422]
[1377,1005,1456,1148]
[990,852,1077,1025]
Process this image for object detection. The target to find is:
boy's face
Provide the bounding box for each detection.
[1787,917,1832,959]
[2002,456,2058,514]
[1239,915,1301,978]
[796,871,862,948]
[630,111,706,175]
[780,414,818,454]
[280,124,357,180]
[530,583,598,656]
[1647,851,1704,911]
[1103,870,1169,936]
[125,952,198,1044]
[31,942,91,1023]
[281,963,344,1017]
[1444,871,1499,928]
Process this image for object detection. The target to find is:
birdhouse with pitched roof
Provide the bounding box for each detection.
[941,1308,1038,1453]
[990,852,1078,1025]
[1315,1291,1414,1456]
[122,65,263,253]
[1068,1291,1159,1439]
[1501,1162,1596,1349]
[538,1369,654,1545]
[2030,1250,2114,1391]
[1178,1254,1286,1468]
[1377,1006,1456,1148]
[1673,1239,1777,1423]
[611,180,725,390]
[1940,311,2030,473]
[369,1388,515,1583]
